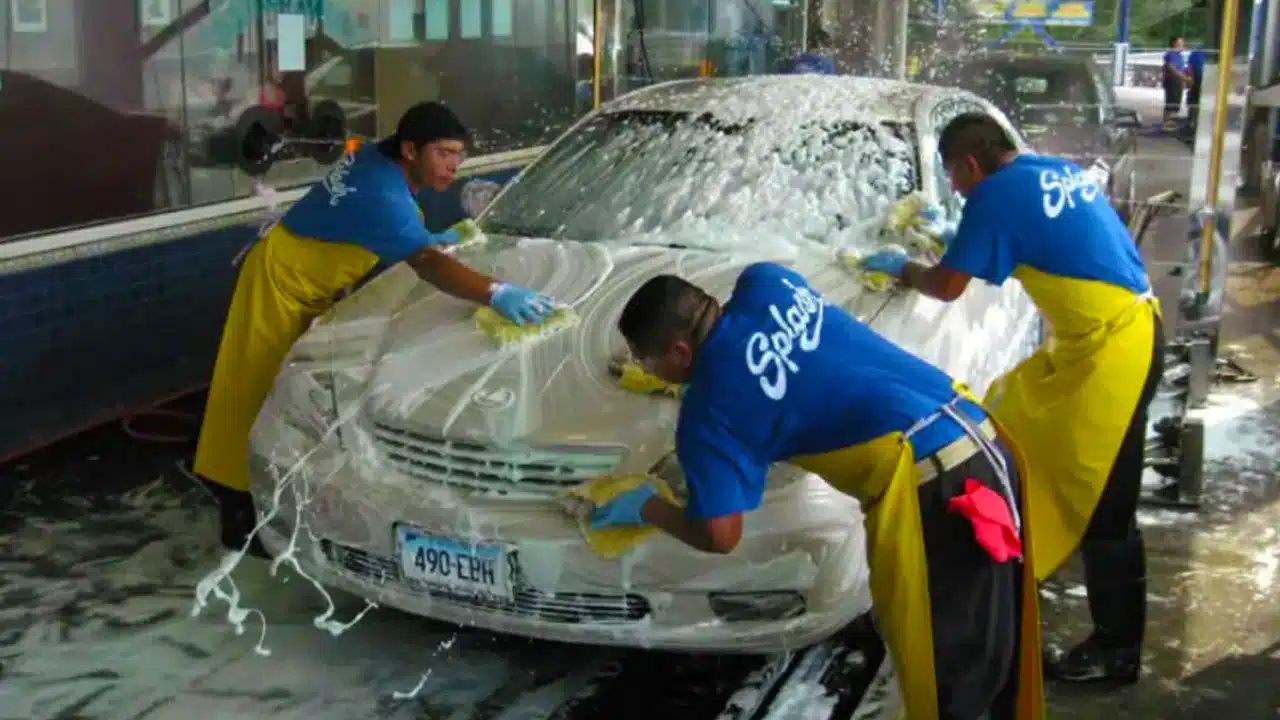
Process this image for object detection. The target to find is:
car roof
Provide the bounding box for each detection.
[961,52,1094,70]
[604,76,960,127]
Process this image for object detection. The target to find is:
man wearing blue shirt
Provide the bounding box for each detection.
[784,29,837,74]
[1162,37,1191,129]
[195,102,557,557]
[1186,48,1206,129]
[593,263,1044,719]
[860,113,1164,686]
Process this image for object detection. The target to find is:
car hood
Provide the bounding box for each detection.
[293,236,885,468]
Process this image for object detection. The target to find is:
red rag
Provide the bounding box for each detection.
[946,478,1023,563]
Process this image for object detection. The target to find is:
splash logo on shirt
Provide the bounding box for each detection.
[1039,166,1100,219]
[321,152,357,207]
[744,278,826,401]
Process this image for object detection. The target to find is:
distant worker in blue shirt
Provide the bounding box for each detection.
[1186,47,1206,129]
[195,102,558,558]
[1162,36,1192,129]
[592,263,1045,719]
[784,29,836,74]
[860,113,1164,686]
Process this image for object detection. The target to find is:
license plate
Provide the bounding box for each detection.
[396,526,514,601]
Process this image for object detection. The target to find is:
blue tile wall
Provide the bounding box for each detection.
[0,168,524,463]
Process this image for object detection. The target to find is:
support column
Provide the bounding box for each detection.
[1112,0,1131,87]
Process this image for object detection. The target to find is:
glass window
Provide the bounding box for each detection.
[483,110,919,248]
[0,0,590,242]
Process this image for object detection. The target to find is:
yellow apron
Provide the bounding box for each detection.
[791,391,1045,720]
[193,225,379,492]
[984,266,1160,580]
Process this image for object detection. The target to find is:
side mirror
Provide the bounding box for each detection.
[1112,107,1142,129]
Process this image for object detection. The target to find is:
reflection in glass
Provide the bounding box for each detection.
[0,0,592,242]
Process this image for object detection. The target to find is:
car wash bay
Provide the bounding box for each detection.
[1,112,1277,720]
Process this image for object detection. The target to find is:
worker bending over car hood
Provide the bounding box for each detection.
[584,262,1045,720]
[194,102,559,559]
[860,112,1164,686]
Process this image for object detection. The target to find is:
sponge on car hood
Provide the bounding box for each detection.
[609,358,683,398]
[559,474,680,559]
[473,305,580,345]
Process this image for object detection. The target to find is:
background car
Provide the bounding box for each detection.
[0,71,185,238]
[247,76,1042,654]
[187,41,578,169]
[939,52,1143,222]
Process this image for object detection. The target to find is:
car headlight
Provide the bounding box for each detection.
[276,370,340,438]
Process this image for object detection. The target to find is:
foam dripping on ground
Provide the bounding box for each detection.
[187,385,446,701]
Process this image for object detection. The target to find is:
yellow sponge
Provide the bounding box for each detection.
[836,251,897,293]
[609,358,682,398]
[473,305,579,345]
[559,474,680,559]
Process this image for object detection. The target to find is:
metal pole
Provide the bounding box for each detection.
[892,0,909,79]
[1198,0,1242,297]
[1112,0,1131,87]
[592,0,603,109]
[1262,0,1280,166]
[801,0,809,52]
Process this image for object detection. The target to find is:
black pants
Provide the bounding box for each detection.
[919,440,1024,720]
[1080,318,1165,651]
[1163,80,1184,120]
[1186,80,1202,124]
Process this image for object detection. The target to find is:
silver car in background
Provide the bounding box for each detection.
[248,76,1041,653]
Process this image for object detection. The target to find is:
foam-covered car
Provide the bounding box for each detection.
[248,76,1041,653]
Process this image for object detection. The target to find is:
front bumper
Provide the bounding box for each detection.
[248,434,872,654]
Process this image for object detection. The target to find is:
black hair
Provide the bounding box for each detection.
[937,112,1017,175]
[1169,36,1182,47]
[618,274,714,356]
[376,101,471,160]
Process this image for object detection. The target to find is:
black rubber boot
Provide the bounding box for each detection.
[1047,535,1146,685]
[1044,634,1141,685]
[200,477,270,560]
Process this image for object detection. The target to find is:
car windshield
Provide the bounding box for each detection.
[482,110,919,250]
[958,63,1098,119]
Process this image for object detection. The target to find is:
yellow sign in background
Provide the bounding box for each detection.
[971,1,1096,25]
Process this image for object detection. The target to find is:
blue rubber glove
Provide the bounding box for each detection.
[489,282,557,325]
[432,228,463,245]
[589,483,658,529]
[915,206,958,250]
[860,247,911,276]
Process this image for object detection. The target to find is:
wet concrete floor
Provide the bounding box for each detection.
[1,132,1276,719]
[1042,137,1280,719]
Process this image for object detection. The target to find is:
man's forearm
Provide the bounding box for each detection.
[407,247,494,305]
[901,260,959,301]
[640,495,720,553]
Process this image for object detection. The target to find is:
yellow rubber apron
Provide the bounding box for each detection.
[791,392,1045,720]
[984,266,1160,580]
[193,225,378,492]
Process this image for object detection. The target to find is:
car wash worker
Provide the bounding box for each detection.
[593,263,1044,720]
[194,102,557,558]
[859,112,1164,686]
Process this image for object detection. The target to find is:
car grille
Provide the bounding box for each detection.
[320,540,651,624]
[369,422,623,497]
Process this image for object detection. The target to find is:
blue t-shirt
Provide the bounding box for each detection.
[675,262,984,520]
[1164,49,1188,79]
[786,53,836,75]
[939,154,1149,294]
[1187,50,1205,80]
[280,144,452,263]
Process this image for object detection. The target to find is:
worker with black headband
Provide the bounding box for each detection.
[194,102,557,557]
